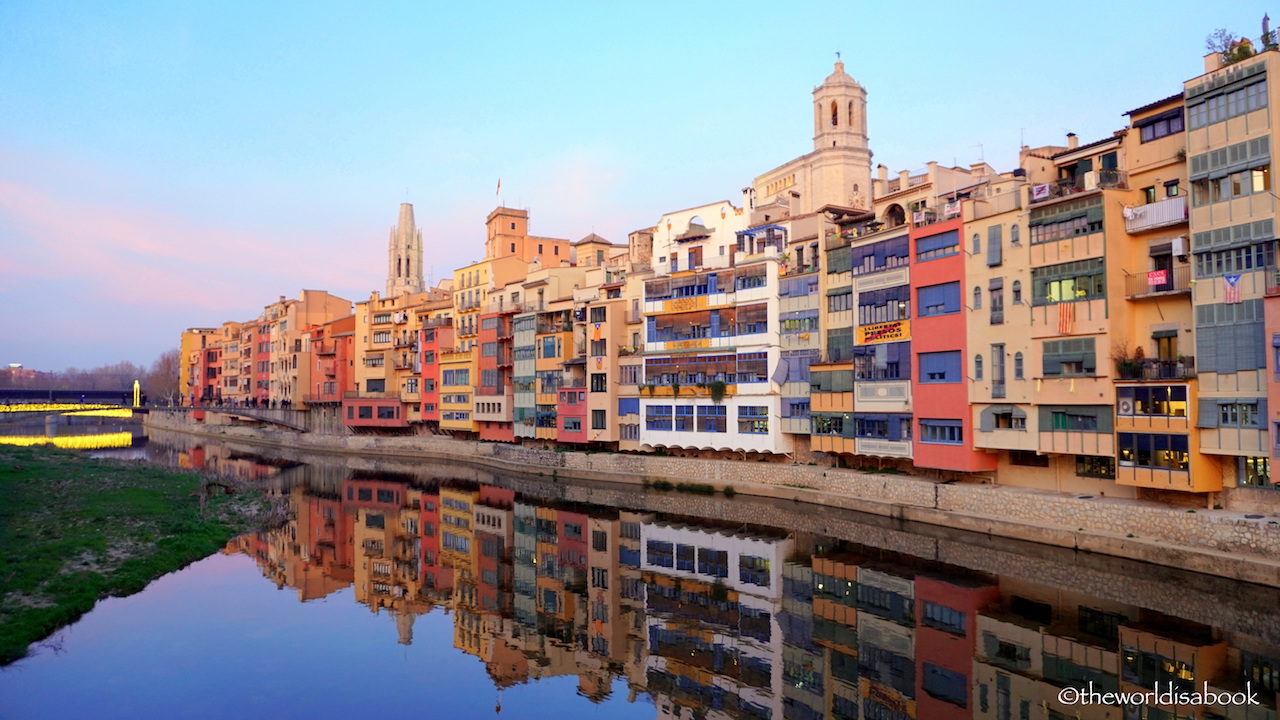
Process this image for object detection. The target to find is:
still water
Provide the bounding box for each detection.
[2,427,1279,720]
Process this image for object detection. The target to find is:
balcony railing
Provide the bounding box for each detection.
[1030,170,1128,204]
[1125,265,1192,298]
[1124,196,1187,233]
[1114,356,1196,381]
[313,341,338,356]
[626,311,644,324]
[991,382,1006,399]
[394,337,417,349]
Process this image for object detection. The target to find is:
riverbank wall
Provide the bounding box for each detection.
[144,411,1280,587]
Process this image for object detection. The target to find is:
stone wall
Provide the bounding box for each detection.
[143,411,1280,585]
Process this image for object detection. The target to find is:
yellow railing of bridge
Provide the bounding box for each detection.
[0,432,133,449]
[0,403,121,413]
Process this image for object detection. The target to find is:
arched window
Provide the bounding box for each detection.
[1010,225,1021,245]
[1014,352,1024,380]
[848,100,854,126]
[1012,280,1022,304]
[397,258,402,277]
[972,233,981,254]
[973,287,983,310]
[885,205,906,228]
[831,100,838,126]
[406,258,410,277]
[974,354,984,380]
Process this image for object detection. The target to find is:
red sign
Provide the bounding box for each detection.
[1147,269,1168,286]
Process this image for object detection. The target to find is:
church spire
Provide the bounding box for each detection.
[387,203,424,297]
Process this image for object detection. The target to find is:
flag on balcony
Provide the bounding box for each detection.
[1224,274,1242,304]
[1057,302,1074,334]
[1032,184,1050,201]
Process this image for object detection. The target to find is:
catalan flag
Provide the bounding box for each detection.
[1057,302,1075,334]
[1224,274,1242,304]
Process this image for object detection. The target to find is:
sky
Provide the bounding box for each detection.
[0,1,1271,371]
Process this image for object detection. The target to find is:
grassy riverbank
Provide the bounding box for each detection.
[0,444,270,665]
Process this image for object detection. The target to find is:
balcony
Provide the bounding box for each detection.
[626,311,644,324]
[394,336,416,349]
[1124,196,1188,233]
[1125,265,1192,298]
[1114,356,1196,381]
[314,341,338,356]
[991,382,1006,399]
[393,359,414,371]
[1265,268,1280,297]
[1030,170,1127,204]
[422,317,452,329]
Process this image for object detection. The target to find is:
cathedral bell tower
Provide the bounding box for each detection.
[386,203,425,297]
[813,59,873,210]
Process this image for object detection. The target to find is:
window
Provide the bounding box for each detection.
[916,230,959,261]
[1042,338,1096,376]
[366,379,386,393]
[591,409,606,430]
[1010,450,1049,466]
[1010,225,1020,246]
[923,663,968,708]
[590,339,606,355]
[620,365,640,384]
[1052,411,1098,431]
[1187,78,1266,130]
[1194,242,1275,279]
[919,351,962,383]
[1117,385,1188,417]
[922,601,967,636]
[674,404,693,431]
[1239,457,1273,489]
[1076,455,1116,479]
[1011,280,1022,304]
[973,286,982,310]
[972,233,981,253]
[857,286,910,325]
[589,306,606,323]
[1013,352,1024,380]
[990,285,1004,324]
[1032,258,1106,305]
[918,282,960,316]
[920,419,963,444]
[1220,402,1259,427]
[645,405,672,431]
[1118,433,1190,470]
[739,555,771,587]
[590,373,607,392]
[738,406,769,434]
[563,417,581,431]
[974,354,983,380]
[697,405,727,433]
[828,289,853,312]
[358,406,373,419]
[1137,108,1184,142]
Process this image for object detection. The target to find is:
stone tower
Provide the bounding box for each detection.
[812,60,873,210]
[386,203,424,297]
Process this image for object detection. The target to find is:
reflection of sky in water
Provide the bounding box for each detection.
[0,553,651,720]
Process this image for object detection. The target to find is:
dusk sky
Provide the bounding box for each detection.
[1,1,1270,372]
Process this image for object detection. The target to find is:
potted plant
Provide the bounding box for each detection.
[670,380,681,397]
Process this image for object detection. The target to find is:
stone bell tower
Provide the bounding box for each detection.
[813,59,873,210]
[386,203,424,297]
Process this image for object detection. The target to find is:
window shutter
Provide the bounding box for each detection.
[1196,398,1220,429]
[987,225,1003,267]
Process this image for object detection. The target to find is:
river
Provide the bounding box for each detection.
[1,426,1278,719]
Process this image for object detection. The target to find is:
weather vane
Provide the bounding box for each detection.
[836,51,840,60]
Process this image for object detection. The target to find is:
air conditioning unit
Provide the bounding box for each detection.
[1171,235,1187,258]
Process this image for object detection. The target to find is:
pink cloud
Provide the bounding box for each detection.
[0,178,366,314]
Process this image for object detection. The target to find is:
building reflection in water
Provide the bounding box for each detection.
[219,457,1280,720]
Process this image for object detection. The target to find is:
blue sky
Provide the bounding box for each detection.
[0,1,1270,371]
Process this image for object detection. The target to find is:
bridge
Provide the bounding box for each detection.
[0,388,140,405]
[147,406,310,432]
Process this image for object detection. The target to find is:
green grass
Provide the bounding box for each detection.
[0,444,268,665]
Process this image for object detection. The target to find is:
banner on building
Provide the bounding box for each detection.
[1032,184,1050,201]
[944,201,961,218]
[1146,269,1168,286]
[1224,274,1242,304]
[857,320,910,345]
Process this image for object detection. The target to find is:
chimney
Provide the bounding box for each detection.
[899,170,910,187]
[877,164,889,182]
[1067,133,1079,150]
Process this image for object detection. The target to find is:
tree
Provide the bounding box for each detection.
[146,349,181,405]
[1206,28,1255,65]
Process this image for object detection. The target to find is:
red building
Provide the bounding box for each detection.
[914,573,999,720]
[254,321,271,405]
[556,385,589,444]
[419,321,453,429]
[195,347,221,405]
[305,316,355,406]
[910,217,996,473]
[476,310,517,442]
